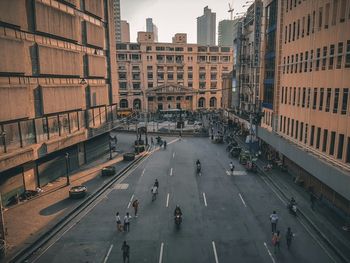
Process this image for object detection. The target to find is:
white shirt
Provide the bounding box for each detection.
[116,215,121,223]
[152,186,158,194]
[270,213,279,223]
[124,215,131,223]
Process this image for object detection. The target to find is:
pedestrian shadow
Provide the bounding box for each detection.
[39,198,79,216]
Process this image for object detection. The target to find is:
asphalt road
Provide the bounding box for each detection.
[32,137,334,263]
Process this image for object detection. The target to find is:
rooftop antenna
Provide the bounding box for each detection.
[228,2,234,20]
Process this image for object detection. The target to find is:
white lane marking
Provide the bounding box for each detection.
[263,242,275,263]
[173,152,175,158]
[159,242,164,263]
[226,170,247,176]
[212,241,219,263]
[203,192,208,207]
[238,193,247,207]
[127,194,134,209]
[170,168,173,176]
[141,168,145,177]
[103,244,114,263]
[166,193,170,207]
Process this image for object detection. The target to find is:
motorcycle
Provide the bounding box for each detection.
[288,203,297,216]
[196,163,201,175]
[174,214,182,227]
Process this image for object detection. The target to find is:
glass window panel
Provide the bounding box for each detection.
[20,120,36,147]
[69,112,79,133]
[79,111,86,129]
[93,108,101,127]
[48,115,59,139]
[35,118,48,143]
[3,122,21,151]
[100,107,107,124]
[59,113,69,135]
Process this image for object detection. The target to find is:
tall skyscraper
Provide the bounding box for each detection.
[113,0,122,42]
[146,18,158,42]
[121,20,130,42]
[218,20,235,46]
[197,6,216,46]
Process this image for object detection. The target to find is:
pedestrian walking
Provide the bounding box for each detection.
[151,185,158,201]
[132,199,139,217]
[116,212,123,232]
[272,230,281,253]
[154,179,159,189]
[229,161,235,175]
[310,192,316,210]
[151,137,154,145]
[270,211,279,233]
[124,212,132,232]
[121,241,130,263]
[286,227,294,249]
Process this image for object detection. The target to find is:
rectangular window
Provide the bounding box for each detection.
[307,88,311,108]
[316,48,320,71]
[297,19,300,39]
[293,87,296,105]
[319,7,323,29]
[330,131,336,155]
[304,124,308,144]
[283,116,286,133]
[310,50,313,72]
[295,54,299,73]
[289,87,292,104]
[300,122,304,141]
[302,16,305,37]
[304,51,308,72]
[322,46,327,70]
[281,87,284,103]
[280,116,283,131]
[329,44,335,69]
[287,118,290,135]
[346,137,350,163]
[322,129,328,152]
[333,88,340,113]
[332,0,338,25]
[341,88,349,114]
[293,22,296,41]
[300,53,303,72]
[312,11,316,33]
[285,86,288,104]
[316,127,321,148]
[307,14,311,35]
[325,88,331,112]
[287,56,290,73]
[302,87,306,107]
[285,26,288,44]
[319,88,324,110]
[297,87,301,106]
[310,125,315,146]
[288,24,291,42]
[337,134,344,159]
[291,119,294,136]
[325,3,330,28]
[313,88,318,109]
[337,42,343,69]
[283,57,286,74]
[295,121,299,139]
[346,40,350,68]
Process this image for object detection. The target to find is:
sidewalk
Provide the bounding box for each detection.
[2,150,132,261]
[234,135,350,262]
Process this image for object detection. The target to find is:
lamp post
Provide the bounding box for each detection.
[65,152,70,186]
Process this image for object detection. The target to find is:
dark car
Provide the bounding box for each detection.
[69,185,87,199]
[101,166,116,176]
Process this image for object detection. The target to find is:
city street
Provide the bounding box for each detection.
[31,137,334,263]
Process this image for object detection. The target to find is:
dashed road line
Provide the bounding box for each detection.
[203,192,208,207]
[238,193,247,207]
[103,244,114,263]
[159,242,164,263]
[166,193,170,207]
[127,194,134,209]
[170,168,173,176]
[212,241,219,263]
[141,168,145,177]
[173,152,175,158]
[263,242,275,263]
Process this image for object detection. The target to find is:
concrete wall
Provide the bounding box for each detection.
[258,126,350,201]
[0,85,30,121]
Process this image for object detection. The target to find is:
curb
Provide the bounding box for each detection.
[6,151,149,263]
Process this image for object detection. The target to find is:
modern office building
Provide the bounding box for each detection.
[232,18,243,111]
[0,0,118,205]
[121,20,130,42]
[113,0,122,42]
[197,6,216,46]
[259,0,350,213]
[116,32,233,112]
[146,18,158,42]
[218,20,235,47]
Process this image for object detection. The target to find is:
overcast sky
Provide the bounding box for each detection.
[120,0,248,44]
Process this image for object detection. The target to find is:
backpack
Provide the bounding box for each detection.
[132,200,137,207]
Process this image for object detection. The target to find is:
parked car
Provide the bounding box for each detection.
[101,166,116,176]
[69,185,87,199]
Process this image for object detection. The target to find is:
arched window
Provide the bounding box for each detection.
[209,97,217,108]
[133,98,141,110]
[120,99,128,108]
[198,97,205,108]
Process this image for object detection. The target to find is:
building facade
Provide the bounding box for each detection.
[113,0,122,43]
[197,6,216,46]
[259,0,350,213]
[232,18,243,111]
[0,0,118,206]
[116,32,233,112]
[121,20,130,42]
[146,18,158,42]
[218,20,235,47]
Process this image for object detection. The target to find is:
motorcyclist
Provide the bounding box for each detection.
[289,197,296,206]
[154,179,159,189]
[196,159,201,166]
[289,197,297,214]
[174,205,182,217]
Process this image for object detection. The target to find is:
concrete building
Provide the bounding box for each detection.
[259,0,350,213]
[239,0,263,113]
[218,20,235,47]
[121,20,130,42]
[232,18,243,111]
[0,0,118,206]
[197,6,216,46]
[113,0,122,43]
[146,18,158,42]
[222,71,233,109]
[116,32,233,112]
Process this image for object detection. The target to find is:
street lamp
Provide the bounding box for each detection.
[65,152,70,186]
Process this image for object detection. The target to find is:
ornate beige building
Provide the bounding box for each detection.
[116,32,233,112]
